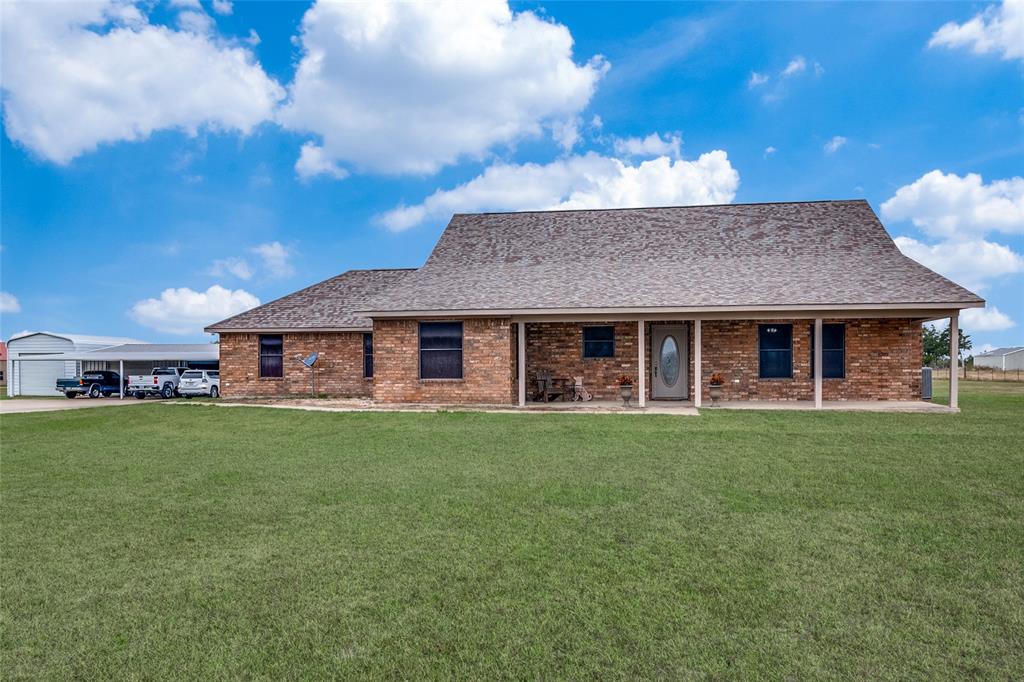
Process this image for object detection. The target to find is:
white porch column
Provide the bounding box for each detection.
[119,360,124,399]
[693,320,702,408]
[814,318,823,409]
[638,320,646,408]
[949,312,959,410]
[517,321,526,407]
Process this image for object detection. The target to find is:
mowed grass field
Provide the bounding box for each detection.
[2,382,1022,679]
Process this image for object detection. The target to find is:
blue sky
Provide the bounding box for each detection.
[1,0,1022,352]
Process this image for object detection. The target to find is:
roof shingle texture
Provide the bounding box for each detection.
[207,269,413,331]
[365,201,982,312]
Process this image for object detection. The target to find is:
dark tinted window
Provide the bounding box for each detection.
[810,323,845,379]
[759,324,793,378]
[259,335,284,378]
[84,373,103,380]
[582,326,615,358]
[420,322,463,379]
[208,371,219,378]
[363,333,373,378]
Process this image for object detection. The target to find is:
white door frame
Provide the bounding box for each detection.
[650,324,689,400]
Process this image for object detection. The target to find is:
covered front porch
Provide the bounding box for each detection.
[512,308,965,411]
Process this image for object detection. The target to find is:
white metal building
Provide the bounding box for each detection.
[5,332,141,396]
[6,333,220,397]
[973,346,1024,371]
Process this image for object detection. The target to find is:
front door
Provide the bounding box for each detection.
[651,325,688,399]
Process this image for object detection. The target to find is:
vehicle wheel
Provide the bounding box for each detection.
[161,383,175,399]
[210,386,219,399]
[135,392,146,400]
[65,392,77,399]
[89,385,101,399]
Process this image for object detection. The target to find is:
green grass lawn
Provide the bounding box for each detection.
[2,382,1022,679]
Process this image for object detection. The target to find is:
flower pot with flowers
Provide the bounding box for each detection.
[615,374,634,406]
[708,372,725,406]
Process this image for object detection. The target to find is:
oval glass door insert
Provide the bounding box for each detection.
[660,335,680,387]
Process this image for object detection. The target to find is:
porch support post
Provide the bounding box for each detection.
[119,360,124,399]
[693,320,702,408]
[638,320,646,408]
[517,321,526,407]
[949,312,959,410]
[813,318,823,409]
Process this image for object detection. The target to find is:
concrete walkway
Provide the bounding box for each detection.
[174,398,701,416]
[710,400,957,413]
[0,397,151,414]
[170,397,955,416]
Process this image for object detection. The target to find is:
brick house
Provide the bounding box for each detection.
[207,200,983,409]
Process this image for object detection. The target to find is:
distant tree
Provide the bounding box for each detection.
[922,324,972,369]
[923,325,945,366]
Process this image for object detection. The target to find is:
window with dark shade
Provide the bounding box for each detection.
[810,323,845,379]
[420,322,463,379]
[582,326,615,358]
[363,333,374,378]
[259,334,283,378]
[758,324,793,378]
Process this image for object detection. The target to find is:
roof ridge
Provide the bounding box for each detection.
[452,199,869,218]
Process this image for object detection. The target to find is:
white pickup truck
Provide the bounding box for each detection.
[128,367,186,399]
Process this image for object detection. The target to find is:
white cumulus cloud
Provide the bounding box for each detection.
[781,55,807,77]
[380,149,739,231]
[613,132,682,159]
[882,170,1024,239]
[894,236,1024,292]
[251,242,294,279]
[824,135,847,153]
[209,256,254,280]
[929,0,1024,62]
[0,291,21,314]
[130,285,259,335]
[0,0,284,164]
[962,306,1016,331]
[294,142,349,181]
[277,0,608,176]
[748,71,769,88]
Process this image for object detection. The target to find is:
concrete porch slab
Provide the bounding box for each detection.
[707,400,958,413]
[175,398,700,416]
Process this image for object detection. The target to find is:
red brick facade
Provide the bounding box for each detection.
[525,321,645,401]
[219,332,371,398]
[220,318,922,404]
[697,318,922,402]
[372,318,516,404]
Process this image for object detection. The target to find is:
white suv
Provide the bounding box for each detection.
[178,370,220,398]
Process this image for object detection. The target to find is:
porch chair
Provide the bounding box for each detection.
[533,369,564,402]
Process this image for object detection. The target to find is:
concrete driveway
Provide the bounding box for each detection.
[0,397,152,414]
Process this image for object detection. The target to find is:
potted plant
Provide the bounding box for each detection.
[708,372,725,407]
[615,374,634,406]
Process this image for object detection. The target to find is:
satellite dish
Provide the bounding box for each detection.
[302,352,319,368]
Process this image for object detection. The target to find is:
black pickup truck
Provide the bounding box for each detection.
[56,371,124,399]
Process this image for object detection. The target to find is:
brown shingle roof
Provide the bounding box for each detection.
[362,200,982,314]
[205,269,413,332]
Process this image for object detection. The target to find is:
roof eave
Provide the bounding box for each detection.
[355,300,985,319]
[205,325,372,334]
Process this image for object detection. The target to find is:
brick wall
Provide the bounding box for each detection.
[219,332,371,398]
[524,321,644,401]
[698,318,922,402]
[372,318,515,404]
